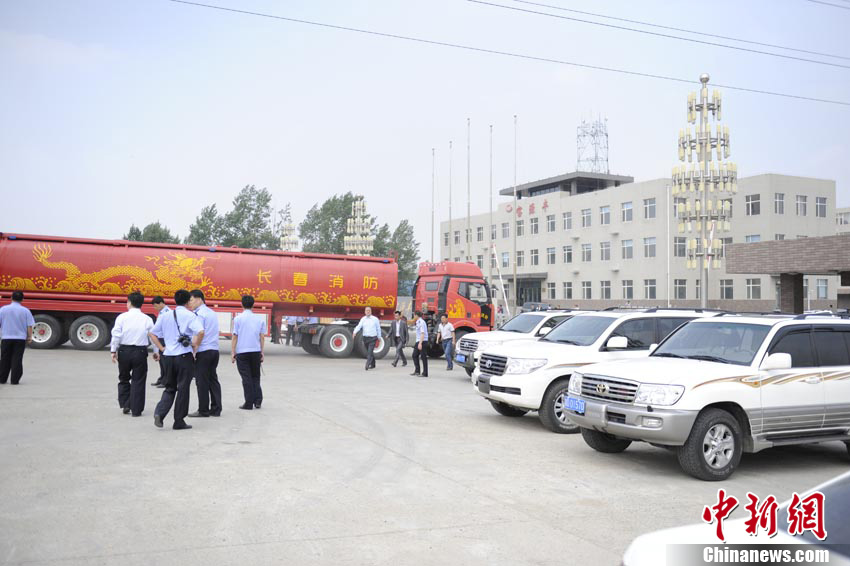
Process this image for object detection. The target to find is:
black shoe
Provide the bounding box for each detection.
[254,402,261,409]
[210,411,221,417]
[156,383,165,389]
[365,366,370,371]
[151,380,163,387]
[239,403,253,410]
[410,372,420,376]
[131,413,142,417]
[173,421,192,430]
[402,362,407,366]
[154,414,163,428]
[122,407,131,415]
[187,411,209,418]
[447,367,453,371]
[391,362,397,367]
[421,374,429,377]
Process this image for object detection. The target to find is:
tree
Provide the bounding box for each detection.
[298,192,369,254]
[123,222,180,244]
[387,220,420,289]
[185,204,223,247]
[371,223,393,257]
[220,185,281,250]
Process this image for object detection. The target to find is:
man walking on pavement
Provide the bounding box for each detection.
[110,291,153,416]
[411,310,429,377]
[390,311,408,368]
[285,315,297,346]
[353,306,381,371]
[232,295,266,410]
[149,289,204,430]
[436,313,456,371]
[150,296,170,388]
[188,290,222,418]
[0,291,34,385]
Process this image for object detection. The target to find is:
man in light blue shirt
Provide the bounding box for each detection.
[285,315,297,346]
[411,310,429,377]
[232,295,267,410]
[149,290,204,430]
[0,291,35,385]
[353,307,382,371]
[188,290,222,418]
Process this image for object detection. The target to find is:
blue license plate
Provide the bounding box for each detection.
[566,396,585,415]
[455,353,466,363]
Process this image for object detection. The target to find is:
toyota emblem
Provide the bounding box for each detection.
[596,383,609,394]
[485,359,493,369]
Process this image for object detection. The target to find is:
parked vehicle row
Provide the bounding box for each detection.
[468,309,850,480]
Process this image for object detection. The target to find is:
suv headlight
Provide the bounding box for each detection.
[505,358,548,374]
[568,372,583,395]
[634,384,685,406]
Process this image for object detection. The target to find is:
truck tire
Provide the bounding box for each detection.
[676,408,742,481]
[354,332,390,360]
[539,379,580,434]
[301,338,321,355]
[319,326,354,358]
[580,428,632,453]
[30,315,64,349]
[69,315,110,350]
[490,400,528,417]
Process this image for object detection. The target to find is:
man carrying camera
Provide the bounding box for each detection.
[149,289,204,430]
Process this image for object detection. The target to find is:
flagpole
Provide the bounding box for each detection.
[431,147,436,263]
[512,115,518,315]
[466,117,471,260]
[448,140,453,261]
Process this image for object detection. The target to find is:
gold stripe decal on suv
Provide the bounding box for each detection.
[691,370,850,390]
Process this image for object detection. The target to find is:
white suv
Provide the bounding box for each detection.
[567,314,850,480]
[455,310,586,377]
[474,309,712,433]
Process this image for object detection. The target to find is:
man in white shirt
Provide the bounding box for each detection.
[353,306,382,371]
[411,310,429,377]
[232,295,267,410]
[436,314,456,371]
[110,291,154,416]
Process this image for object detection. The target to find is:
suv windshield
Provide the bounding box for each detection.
[499,313,545,333]
[540,315,614,346]
[652,321,771,366]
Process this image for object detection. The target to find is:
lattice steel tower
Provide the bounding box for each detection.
[576,117,610,174]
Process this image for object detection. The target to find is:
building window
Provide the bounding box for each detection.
[530,217,539,235]
[796,195,807,216]
[674,279,687,300]
[581,208,591,228]
[745,234,761,243]
[465,228,471,243]
[453,231,460,245]
[600,241,611,261]
[546,214,556,232]
[490,224,497,240]
[581,243,592,262]
[490,254,497,269]
[563,245,573,263]
[501,252,509,268]
[516,250,525,267]
[622,280,634,300]
[775,234,785,241]
[745,194,760,216]
[530,249,539,266]
[746,278,761,300]
[695,279,701,300]
[547,282,556,300]
[644,237,657,258]
[622,201,633,222]
[476,255,484,269]
[501,222,510,238]
[443,232,449,246]
[476,226,484,242]
[804,277,809,299]
[817,278,828,299]
[622,239,633,259]
[775,193,784,215]
[546,247,556,264]
[563,212,572,230]
[516,219,524,237]
[644,198,657,219]
[816,197,827,218]
[600,205,611,225]
[720,279,734,300]
[674,237,686,258]
[600,280,611,300]
[644,279,657,299]
[563,282,573,300]
[720,237,733,258]
[838,211,850,226]
[454,257,460,262]
[797,235,808,239]
[582,281,592,300]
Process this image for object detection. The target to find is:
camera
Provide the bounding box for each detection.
[178,334,192,348]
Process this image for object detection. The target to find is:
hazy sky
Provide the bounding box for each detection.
[2,0,849,260]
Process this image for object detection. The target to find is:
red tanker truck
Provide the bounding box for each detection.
[0,232,493,360]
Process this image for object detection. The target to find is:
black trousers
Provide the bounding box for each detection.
[393,340,407,365]
[0,339,26,384]
[285,325,295,346]
[236,351,263,405]
[117,346,147,415]
[155,353,194,425]
[363,336,377,369]
[194,349,221,415]
[412,344,428,376]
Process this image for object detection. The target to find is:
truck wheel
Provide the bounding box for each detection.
[539,379,580,434]
[427,342,443,359]
[490,400,528,417]
[301,339,321,355]
[677,408,742,481]
[580,428,632,453]
[30,315,63,349]
[319,326,354,358]
[69,315,110,350]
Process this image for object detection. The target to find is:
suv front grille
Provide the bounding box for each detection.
[458,337,478,355]
[479,353,508,376]
[581,374,639,404]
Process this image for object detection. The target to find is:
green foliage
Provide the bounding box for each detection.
[298,192,369,255]
[388,220,420,288]
[123,222,180,244]
[185,186,285,250]
[184,204,223,247]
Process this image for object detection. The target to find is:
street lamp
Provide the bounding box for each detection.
[672,73,737,309]
[343,197,374,255]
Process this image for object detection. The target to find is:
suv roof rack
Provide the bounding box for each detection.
[643,307,726,314]
[715,311,795,317]
[792,312,850,320]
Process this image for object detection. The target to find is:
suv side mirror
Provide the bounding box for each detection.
[538,326,552,336]
[606,336,628,350]
[761,353,792,371]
